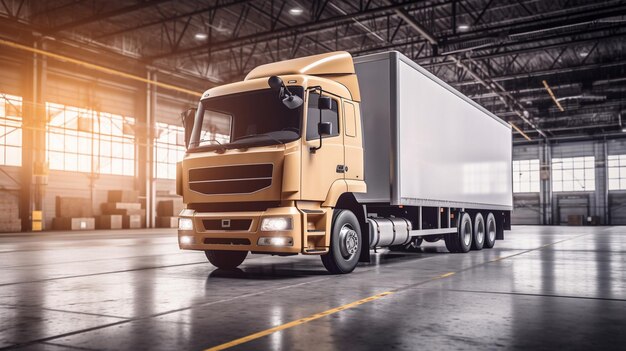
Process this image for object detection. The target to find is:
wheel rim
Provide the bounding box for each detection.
[487,219,496,242]
[338,224,359,259]
[476,219,485,245]
[462,220,472,247]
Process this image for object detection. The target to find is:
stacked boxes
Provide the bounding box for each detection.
[53,197,95,231]
[0,195,21,233]
[100,190,145,229]
[156,198,183,228]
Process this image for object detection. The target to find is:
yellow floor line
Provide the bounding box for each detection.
[204,291,394,351]
[205,234,587,350]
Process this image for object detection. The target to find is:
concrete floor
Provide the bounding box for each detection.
[0,226,624,351]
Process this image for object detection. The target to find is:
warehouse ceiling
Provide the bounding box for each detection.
[1,0,625,142]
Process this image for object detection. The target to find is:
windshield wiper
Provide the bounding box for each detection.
[233,133,284,146]
[190,138,222,147]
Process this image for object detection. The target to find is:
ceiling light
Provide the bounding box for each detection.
[289,7,303,16]
[579,51,589,57]
[457,24,470,31]
[194,33,208,40]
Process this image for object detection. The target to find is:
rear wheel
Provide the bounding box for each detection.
[444,212,472,253]
[321,209,362,274]
[471,213,485,250]
[484,213,497,249]
[205,250,248,269]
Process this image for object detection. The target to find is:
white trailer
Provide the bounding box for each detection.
[353,51,512,252]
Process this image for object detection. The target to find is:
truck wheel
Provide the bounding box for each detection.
[484,213,497,249]
[389,237,423,251]
[321,209,362,274]
[205,250,248,270]
[444,212,472,253]
[471,213,485,250]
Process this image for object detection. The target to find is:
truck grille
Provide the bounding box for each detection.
[189,164,273,195]
[202,219,252,231]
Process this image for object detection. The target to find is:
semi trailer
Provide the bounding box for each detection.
[176,51,513,274]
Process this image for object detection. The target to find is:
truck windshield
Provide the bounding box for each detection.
[188,87,304,151]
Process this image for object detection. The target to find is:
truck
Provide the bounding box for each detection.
[176,50,512,274]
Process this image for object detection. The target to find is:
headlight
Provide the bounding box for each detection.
[258,237,293,246]
[260,217,292,231]
[178,218,194,230]
[179,235,194,245]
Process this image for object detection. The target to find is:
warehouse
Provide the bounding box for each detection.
[0,1,624,350]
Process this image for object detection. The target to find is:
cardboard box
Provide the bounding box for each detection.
[101,202,143,215]
[156,216,178,228]
[0,219,21,233]
[107,190,139,203]
[123,215,142,229]
[96,215,123,229]
[156,199,184,217]
[567,215,584,226]
[52,217,95,231]
[56,197,93,218]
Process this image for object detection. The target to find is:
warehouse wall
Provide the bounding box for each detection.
[512,138,626,225]
[0,47,195,231]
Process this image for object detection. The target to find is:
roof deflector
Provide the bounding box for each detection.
[245,51,355,80]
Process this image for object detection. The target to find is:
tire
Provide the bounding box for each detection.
[205,250,248,269]
[444,212,472,253]
[471,213,485,250]
[389,237,423,251]
[484,213,497,249]
[321,209,362,274]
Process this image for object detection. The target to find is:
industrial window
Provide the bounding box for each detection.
[607,154,626,190]
[0,94,22,166]
[46,102,135,176]
[552,156,595,192]
[154,122,185,179]
[306,93,339,141]
[512,159,540,193]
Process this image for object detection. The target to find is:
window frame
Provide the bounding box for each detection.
[306,92,340,141]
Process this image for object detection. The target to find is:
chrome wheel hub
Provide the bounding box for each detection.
[339,224,359,259]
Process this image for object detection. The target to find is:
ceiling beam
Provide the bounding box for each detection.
[145,0,428,60]
[46,0,173,34]
[94,0,252,39]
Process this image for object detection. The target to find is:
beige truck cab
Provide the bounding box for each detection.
[177,52,368,273]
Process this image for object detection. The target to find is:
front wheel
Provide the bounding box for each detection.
[321,209,362,274]
[205,250,248,269]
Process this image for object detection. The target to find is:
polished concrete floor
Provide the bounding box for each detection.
[0,226,624,350]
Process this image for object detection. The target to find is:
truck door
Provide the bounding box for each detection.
[301,92,344,201]
[342,100,364,181]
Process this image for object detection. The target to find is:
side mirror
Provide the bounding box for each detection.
[318,121,332,136]
[181,108,196,149]
[318,96,332,110]
[268,76,283,91]
[268,75,303,109]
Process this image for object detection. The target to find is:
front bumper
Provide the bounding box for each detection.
[177,206,302,254]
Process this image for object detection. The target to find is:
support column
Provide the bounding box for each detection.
[540,140,553,225]
[146,71,157,228]
[21,39,47,232]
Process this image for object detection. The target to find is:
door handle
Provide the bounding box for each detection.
[336,165,348,173]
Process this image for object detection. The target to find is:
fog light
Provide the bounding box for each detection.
[260,217,292,231]
[179,218,194,231]
[179,235,194,245]
[258,237,293,246]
